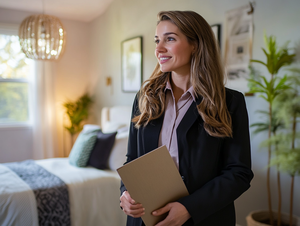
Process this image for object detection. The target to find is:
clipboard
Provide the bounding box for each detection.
[117,145,189,226]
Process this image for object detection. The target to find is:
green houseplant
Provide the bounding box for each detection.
[63,93,93,147]
[246,34,298,226]
[269,69,300,226]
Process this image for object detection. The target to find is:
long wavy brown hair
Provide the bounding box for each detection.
[132,10,232,138]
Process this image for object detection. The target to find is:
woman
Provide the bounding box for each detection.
[120,10,253,226]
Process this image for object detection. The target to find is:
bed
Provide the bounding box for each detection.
[0,105,132,226]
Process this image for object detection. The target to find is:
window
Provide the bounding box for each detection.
[0,30,35,126]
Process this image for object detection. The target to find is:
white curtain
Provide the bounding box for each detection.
[32,61,58,160]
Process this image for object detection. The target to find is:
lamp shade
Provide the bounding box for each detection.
[19,14,66,60]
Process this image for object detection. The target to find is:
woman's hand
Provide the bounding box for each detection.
[152,202,191,226]
[120,191,145,218]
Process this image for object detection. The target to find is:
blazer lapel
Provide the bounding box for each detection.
[142,114,164,154]
[176,98,202,174]
[177,97,202,133]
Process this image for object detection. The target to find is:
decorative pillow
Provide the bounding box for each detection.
[102,121,128,133]
[87,130,117,169]
[82,124,101,133]
[108,133,128,171]
[69,129,100,167]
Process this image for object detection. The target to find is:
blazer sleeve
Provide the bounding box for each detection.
[120,94,139,195]
[177,91,254,224]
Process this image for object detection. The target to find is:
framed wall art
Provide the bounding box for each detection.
[224,3,254,94]
[121,36,143,93]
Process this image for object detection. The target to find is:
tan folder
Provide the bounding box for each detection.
[117,145,189,226]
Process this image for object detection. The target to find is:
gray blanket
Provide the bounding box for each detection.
[4,160,71,226]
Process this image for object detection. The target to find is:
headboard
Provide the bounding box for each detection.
[101,106,132,133]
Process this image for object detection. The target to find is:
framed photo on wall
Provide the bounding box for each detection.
[121,36,143,93]
[224,4,253,94]
[211,24,221,48]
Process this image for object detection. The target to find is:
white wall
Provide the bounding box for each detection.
[54,18,92,157]
[0,126,33,162]
[0,7,91,160]
[89,0,300,225]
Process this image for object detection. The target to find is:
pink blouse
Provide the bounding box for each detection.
[158,81,196,169]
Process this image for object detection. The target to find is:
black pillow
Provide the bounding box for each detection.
[87,130,117,169]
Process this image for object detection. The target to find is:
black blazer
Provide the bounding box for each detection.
[120,88,254,226]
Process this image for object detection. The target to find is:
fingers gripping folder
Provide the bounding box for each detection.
[117,145,189,226]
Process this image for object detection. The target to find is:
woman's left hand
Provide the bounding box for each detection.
[152,202,191,226]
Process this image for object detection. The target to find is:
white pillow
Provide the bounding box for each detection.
[116,126,129,134]
[82,124,101,133]
[102,121,127,133]
[108,134,128,171]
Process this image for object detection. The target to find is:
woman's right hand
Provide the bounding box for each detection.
[120,191,145,218]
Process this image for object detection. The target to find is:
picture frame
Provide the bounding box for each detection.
[224,4,254,94]
[121,36,143,93]
[211,24,221,48]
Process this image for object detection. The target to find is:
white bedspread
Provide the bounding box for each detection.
[0,164,38,226]
[0,158,126,226]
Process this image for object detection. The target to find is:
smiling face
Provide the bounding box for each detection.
[155,20,195,76]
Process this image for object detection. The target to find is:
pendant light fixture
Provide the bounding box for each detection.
[18,1,66,60]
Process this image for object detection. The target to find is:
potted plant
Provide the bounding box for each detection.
[269,69,300,226]
[246,33,299,226]
[63,93,93,147]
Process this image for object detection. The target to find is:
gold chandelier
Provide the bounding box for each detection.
[19,14,66,60]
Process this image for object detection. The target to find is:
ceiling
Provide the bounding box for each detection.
[0,0,115,22]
